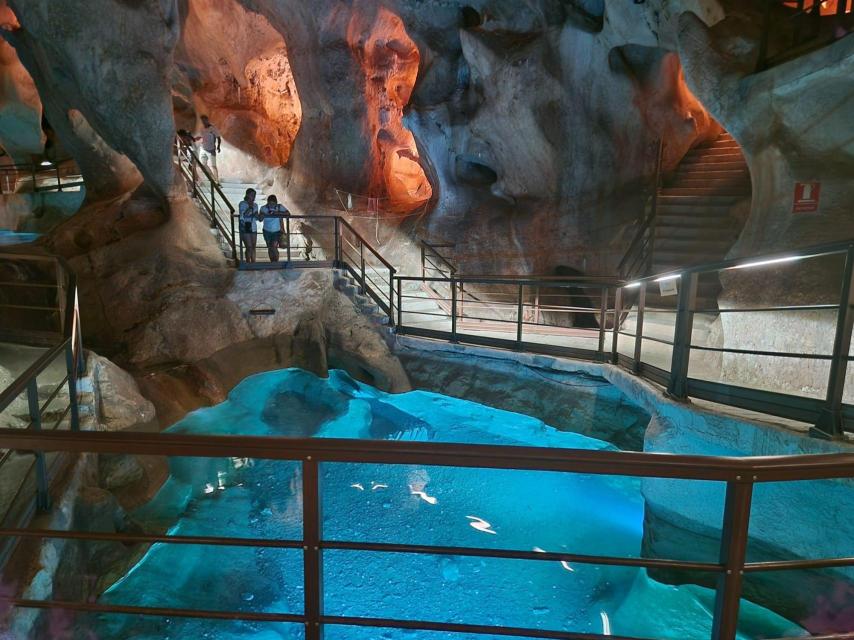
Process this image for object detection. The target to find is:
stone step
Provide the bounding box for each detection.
[684,148,744,159]
[656,217,736,231]
[673,168,749,180]
[654,226,737,241]
[666,179,750,191]
[653,238,734,253]
[658,192,745,203]
[679,159,748,170]
[660,186,750,197]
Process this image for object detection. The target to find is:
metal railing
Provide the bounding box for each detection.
[617,139,664,281]
[396,241,854,440]
[0,158,83,195]
[0,429,851,640]
[0,251,84,565]
[338,218,396,321]
[175,138,237,261]
[757,0,853,71]
[397,275,620,362]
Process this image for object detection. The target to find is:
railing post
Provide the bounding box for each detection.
[667,272,698,399]
[30,164,37,193]
[388,268,396,327]
[191,151,198,196]
[230,212,237,262]
[451,277,458,343]
[632,284,646,374]
[333,218,341,268]
[285,216,292,263]
[26,379,50,512]
[711,480,753,640]
[814,243,854,439]
[516,284,524,349]
[396,278,403,329]
[598,287,608,360]
[55,164,62,192]
[302,456,324,640]
[65,341,80,432]
[611,286,622,364]
[210,180,216,228]
[359,242,366,294]
[421,244,426,279]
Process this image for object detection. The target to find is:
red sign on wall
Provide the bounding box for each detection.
[792,182,821,213]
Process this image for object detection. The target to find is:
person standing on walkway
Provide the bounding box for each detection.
[239,188,259,264]
[259,194,289,262]
[195,115,221,182]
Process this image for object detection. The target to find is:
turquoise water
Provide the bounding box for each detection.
[0,230,40,245]
[96,369,803,639]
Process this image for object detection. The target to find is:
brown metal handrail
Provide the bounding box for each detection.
[757,0,853,71]
[175,138,237,260]
[617,139,664,281]
[0,251,83,535]
[0,157,83,195]
[0,428,851,640]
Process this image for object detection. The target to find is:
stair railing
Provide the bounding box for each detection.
[0,251,84,553]
[175,138,237,261]
[617,139,664,282]
[336,218,397,326]
[757,0,853,71]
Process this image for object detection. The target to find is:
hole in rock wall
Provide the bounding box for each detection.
[347,6,433,217]
[461,6,484,29]
[177,0,302,167]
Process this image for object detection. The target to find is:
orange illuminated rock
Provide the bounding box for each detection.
[178,0,301,166]
[347,4,432,216]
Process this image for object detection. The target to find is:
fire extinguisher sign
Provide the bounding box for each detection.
[792,182,821,213]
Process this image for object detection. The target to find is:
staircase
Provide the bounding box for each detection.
[648,131,751,309]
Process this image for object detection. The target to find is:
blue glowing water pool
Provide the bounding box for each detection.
[96,369,803,639]
[0,230,40,246]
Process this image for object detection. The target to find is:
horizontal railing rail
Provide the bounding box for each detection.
[0,251,83,570]
[395,240,854,439]
[0,158,83,195]
[0,428,851,640]
[175,138,236,261]
[617,139,664,281]
[757,0,853,71]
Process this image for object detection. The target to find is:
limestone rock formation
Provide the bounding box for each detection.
[88,353,157,432]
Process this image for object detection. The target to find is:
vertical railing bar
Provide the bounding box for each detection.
[230,210,237,262]
[65,340,80,433]
[359,241,366,295]
[302,456,323,640]
[611,286,622,364]
[334,218,341,268]
[286,216,292,264]
[396,277,403,329]
[711,480,754,640]
[667,272,698,399]
[516,284,524,349]
[388,267,396,327]
[451,277,458,343]
[633,284,646,373]
[814,243,854,439]
[26,379,50,511]
[598,287,608,360]
[55,164,62,192]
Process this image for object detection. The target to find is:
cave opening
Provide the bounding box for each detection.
[460,6,484,29]
[176,0,303,171]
